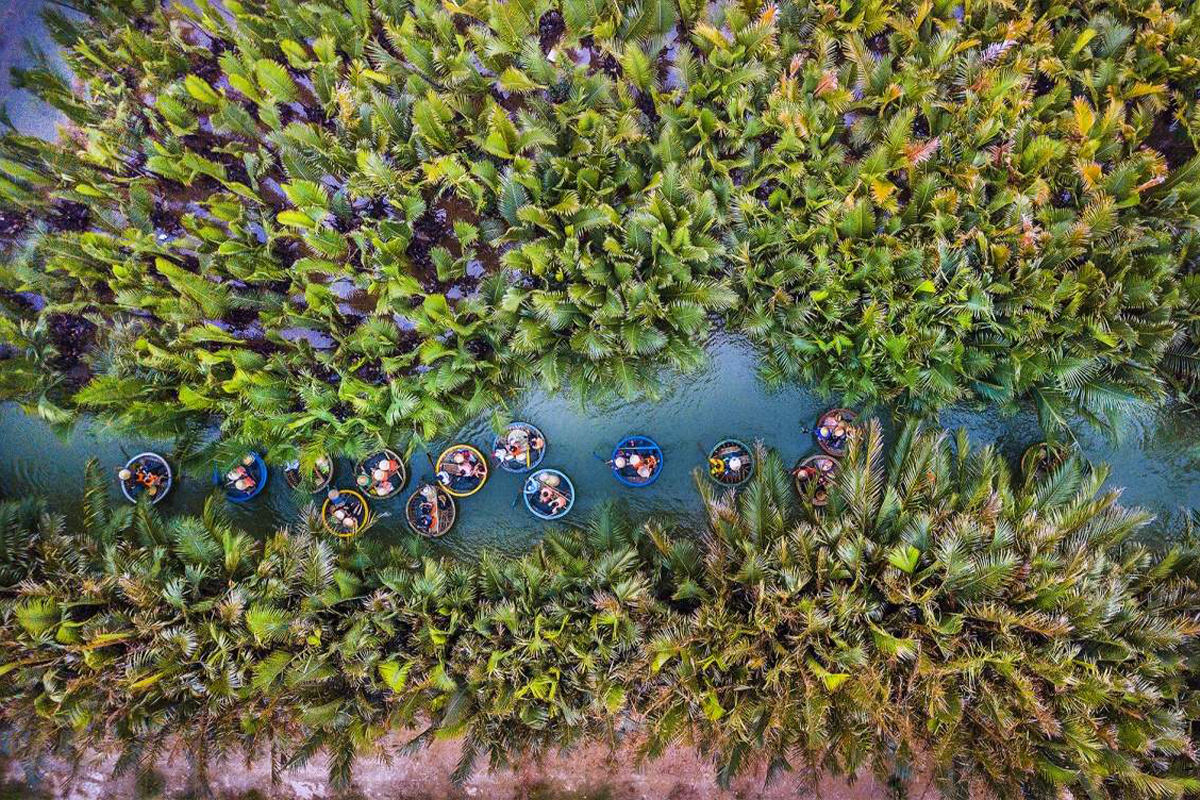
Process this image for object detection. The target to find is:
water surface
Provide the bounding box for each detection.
[2,336,1199,557]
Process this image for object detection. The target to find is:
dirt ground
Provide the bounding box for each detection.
[1,733,940,800]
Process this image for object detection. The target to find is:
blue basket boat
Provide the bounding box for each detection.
[213,452,268,503]
[609,435,663,487]
[492,422,547,473]
[523,468,575,521]
[118,452,172,505]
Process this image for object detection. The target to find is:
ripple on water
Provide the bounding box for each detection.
[4,336,1200,554]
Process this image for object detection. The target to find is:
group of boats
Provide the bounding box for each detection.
[114,409,864,539]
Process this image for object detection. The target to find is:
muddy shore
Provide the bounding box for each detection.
[2,734,943,800]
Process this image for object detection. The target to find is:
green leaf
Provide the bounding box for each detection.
[16,598,58,638]
[378,660,412,693]
[1070,28,1096,55]
[498,67,541,93]
[622,43,653,91]
[277,209,320,229]
[702,691,725,721]
[184,74,222,106]
[282,180,329,210]
[255,59,298,103]
[886,543,922,573]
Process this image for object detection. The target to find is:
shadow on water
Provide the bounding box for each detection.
[3,335,1200,557]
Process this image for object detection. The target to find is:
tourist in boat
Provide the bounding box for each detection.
[416,484,439,529]
[637,454,658,480]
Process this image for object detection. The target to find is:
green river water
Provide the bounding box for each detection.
[3,334,1200,557]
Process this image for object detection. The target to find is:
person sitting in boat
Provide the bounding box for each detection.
[547,493,567,514]
[709,457,725,476]
[504,428,530,460]
[727,456,744,476]
[637,454,658,480]
[794,464,815,482]
[224,464,256,493]
[818,415,851,449]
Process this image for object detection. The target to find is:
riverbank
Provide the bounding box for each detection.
[1,733,930,800]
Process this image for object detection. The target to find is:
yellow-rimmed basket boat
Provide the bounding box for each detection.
[434,444,489,497]
[321,489,371,538]
[814,408,858,457]
[793,454,839,507]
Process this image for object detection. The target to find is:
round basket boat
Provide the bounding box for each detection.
[815,408,858,457]
[118,452,172,505]
[355,449,407,500]
[523,468,575,521]
[609,435,664,487]
[794,454,839,506]
[405,483,457,537]
[285,454,333,493]
[321,488,371,538]
[707,439,754,487]
[491,422,547,473]
[213,452,268,503]
[435,444,489,497]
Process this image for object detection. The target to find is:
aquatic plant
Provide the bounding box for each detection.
[0,1,1197,447]
[2,429,1198,798]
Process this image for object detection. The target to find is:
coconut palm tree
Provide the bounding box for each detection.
[640,423,1200,798]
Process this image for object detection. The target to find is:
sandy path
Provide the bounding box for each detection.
[2,733,943,800]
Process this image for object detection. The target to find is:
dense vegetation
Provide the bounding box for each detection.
[1,423,1197,798]
[0,0,1198,462]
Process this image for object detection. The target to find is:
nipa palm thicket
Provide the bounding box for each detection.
[2,433,1199,798]
[1,0,1199,450]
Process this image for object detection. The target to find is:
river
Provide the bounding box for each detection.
[3,335,1199,557]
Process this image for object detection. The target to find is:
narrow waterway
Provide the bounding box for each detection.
[3,335,1199,557]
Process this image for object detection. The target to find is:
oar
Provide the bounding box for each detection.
[512,475,532,508]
